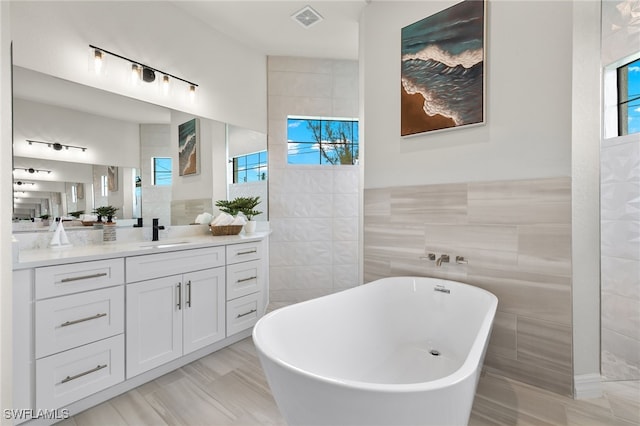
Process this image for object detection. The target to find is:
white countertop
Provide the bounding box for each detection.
[14,232,269,269]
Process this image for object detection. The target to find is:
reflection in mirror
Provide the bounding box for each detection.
[12,66,269,230]
[227,124,268,221]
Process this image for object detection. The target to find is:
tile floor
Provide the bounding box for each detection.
[60,337,639,426]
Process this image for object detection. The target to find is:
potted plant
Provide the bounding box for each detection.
[68,210,84,219]
[93,205,118,223]
[38,214,50,226]
[216,196,261,233]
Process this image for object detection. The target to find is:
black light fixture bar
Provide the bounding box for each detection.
[89,44,199,88]
[14,181,35,186]
[27,139,87,152]
[14,167,52,174]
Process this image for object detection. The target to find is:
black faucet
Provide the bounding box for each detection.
[152,218,165,241]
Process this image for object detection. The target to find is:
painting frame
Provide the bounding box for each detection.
[178,118,200,176]
[401,0,486,137]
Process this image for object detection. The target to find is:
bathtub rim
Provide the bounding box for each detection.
[253,276,498,393]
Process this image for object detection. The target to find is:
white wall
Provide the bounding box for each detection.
[13,98,140,168]
[9,1,267,133]
[362,1,572,189]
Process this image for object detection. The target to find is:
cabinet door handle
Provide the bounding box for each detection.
[60,313,107,328]
[236,308,257,319]
[237,249,257,255]
[186,280,191,308]
[237,276,257,283]
[60,364,108,384]
[177,283,182,310]
[60,272,108,283]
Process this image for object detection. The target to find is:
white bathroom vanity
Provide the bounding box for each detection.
[12,232,269,424]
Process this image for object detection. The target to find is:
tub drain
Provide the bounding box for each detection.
[429,349,440,356]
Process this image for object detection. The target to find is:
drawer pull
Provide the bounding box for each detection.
[237,249,257,255]
[60,364,108,384]
[237,276,257,283]
[236,308,257,319]
[177,283,182,310]
[60,313,107,328]
[60,272,108,283]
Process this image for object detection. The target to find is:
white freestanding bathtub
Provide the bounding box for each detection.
[253,276,498,426]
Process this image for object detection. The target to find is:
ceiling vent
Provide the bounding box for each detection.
[291,5,323,29]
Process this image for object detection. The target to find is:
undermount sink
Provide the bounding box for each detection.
[138,241,192,249]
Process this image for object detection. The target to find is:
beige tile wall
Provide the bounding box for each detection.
[363,176,573,395]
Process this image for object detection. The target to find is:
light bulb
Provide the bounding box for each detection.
[94,49,104,75]
[163,75,170,95]
[131,64,141,85]
[189,85,196,103]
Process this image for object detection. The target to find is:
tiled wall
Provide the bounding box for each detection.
[600,0,640,382]
[601,140,640,380]
[267,56,360,306]
[364,177,573,395]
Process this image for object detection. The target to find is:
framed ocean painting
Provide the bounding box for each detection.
[401,0,486,136]
[178,118,200,176]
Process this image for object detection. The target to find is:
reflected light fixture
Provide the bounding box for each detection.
[15,167,52,174]
[90,44,198,95]
[14,181,35,186]
[27,139,87,152]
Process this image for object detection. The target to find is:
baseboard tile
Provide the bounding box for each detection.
[574,373,603,399]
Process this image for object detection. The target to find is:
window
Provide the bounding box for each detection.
[287,116,359,165]
[232,151,268,183]
[152,157,172,186]
[617,58,640,136]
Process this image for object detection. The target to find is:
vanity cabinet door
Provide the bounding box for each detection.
[126,275,182,379]
[182,267,225,355]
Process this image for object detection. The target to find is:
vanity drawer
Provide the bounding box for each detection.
[226,260,262,301]
[35,258,124,300]
[226,242,262,265]
[227,292,262,336]
[36,334,124,410]
[35,286,124,359]
[126,246,225,283]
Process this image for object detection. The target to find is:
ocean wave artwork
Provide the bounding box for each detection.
[401,0,485,136]
[178,118,199,176]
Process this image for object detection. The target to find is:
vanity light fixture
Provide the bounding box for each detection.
[89,44,198,95]
[14,167,52,174]
[27,139,87,152]
[14,181,35,186]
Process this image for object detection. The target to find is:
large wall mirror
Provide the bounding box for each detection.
[12,66,267,229]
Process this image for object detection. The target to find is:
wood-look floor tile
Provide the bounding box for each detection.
[67,338,640,426]
[109,389,169,426]
[144,376,235,425]
[72,401,128,426]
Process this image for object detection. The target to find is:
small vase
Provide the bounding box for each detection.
[103,222,116,242]
[244,220,257,234]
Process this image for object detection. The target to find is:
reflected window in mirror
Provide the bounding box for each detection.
[152,157,172,186]
[232,151,268,183]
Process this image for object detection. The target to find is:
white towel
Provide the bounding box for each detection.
[211,212,235,226]
[195,212,213,224]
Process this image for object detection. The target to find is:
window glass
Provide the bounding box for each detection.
[152,157,172,186]
[287,117,359,165]
[232,151,268,183]
[618,58,640,136]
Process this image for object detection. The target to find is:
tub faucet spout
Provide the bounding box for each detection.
[436,254,449,267]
